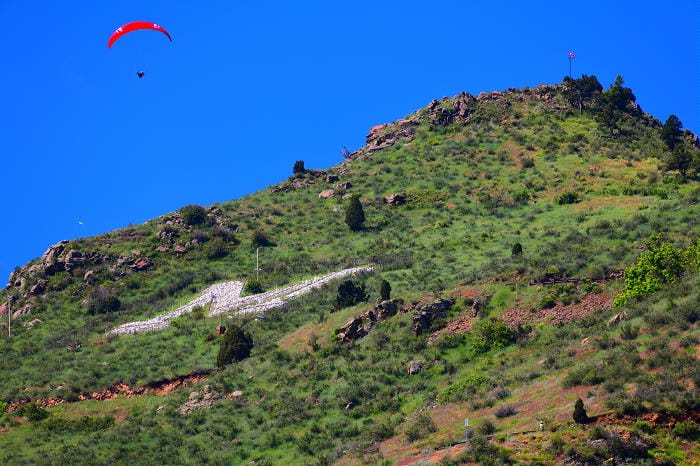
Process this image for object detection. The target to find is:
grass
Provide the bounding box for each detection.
[1,81,699,464]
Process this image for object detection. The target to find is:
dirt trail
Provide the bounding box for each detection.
[109,266,373,335]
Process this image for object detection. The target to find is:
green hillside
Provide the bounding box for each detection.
[1,77,699,465]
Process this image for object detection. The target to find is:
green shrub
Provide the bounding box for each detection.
[557,192,580,205]
[476,418,496,435]
[613,234,688,307]
[405,413,437,442]
[16,403,49,422]
[244,279,264,295]
[86,288,121,315]
[205,237,228,259]
[494,404,517,418]
[672,420,700,440]
[252,230,275,247]
[539,295,556,309]
[470,318,515,354]
[180,204,207,226]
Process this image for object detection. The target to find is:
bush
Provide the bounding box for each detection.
[470,319,515,354]
[405,413,437,442]
[86,288,121,315]
[613,234,688,307]
[539,295,556,309]
[494,404,517,418]
[216,325,254,368]
[205,237,228,259]
[476,419,496,435]
[244,280,264,295]
[672,420,700,440]
[16,403,49,422]
[557,192,580,205]
[180,204,207,226]
[252,230,275,247]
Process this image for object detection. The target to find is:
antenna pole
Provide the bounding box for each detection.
[256,247,260,281]
[7,295,13,338]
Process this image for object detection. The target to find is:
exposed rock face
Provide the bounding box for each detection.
[318,189,335,199]
[42,240,70,275]
[412,298,455,335]
[178,385,220,415]
[336,299,402,342]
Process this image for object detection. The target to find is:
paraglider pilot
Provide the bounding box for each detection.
[137,71,145,78]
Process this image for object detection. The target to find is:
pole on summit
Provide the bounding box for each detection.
[568,51,575,79]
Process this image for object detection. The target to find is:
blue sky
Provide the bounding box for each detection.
[1,1,698,283]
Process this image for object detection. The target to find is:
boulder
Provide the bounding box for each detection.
[407,360,423,375]
[318,189,335,199]
[178,385,220,415]
[130,258,152,271]
[385,193,406,206]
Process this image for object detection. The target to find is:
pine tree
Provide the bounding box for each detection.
[661,115,683,151]
[217,325,253,368]
[293,160,306,176]
[511,242,523,256]
[379,279,391,301]
[344,195,365,231]
[573,398,589,424]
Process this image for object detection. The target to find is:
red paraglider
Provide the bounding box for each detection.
[107,21,172,48]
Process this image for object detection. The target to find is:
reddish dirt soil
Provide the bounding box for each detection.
[500,292,613,327]
[8,370,211,412]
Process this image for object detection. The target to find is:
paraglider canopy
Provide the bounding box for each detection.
[107,21,172,48]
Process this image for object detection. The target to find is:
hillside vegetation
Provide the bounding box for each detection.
[1,76,699,465]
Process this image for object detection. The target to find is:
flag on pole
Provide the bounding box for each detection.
[568,51,575,59]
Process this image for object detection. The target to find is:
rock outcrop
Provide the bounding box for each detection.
[178,385,220,415]
[412,298,455,335]
[335,299,402,342]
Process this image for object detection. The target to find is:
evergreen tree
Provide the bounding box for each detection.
[217,325,254,368]
[336,280,369,308]
[511,242,523,256]
[379,279,391,301]
[663,146,693,178]
[573,398,589,424]
[661,115,683,151]
[344,195,366,231]
[293,160,306,176]
[562,75,603,113]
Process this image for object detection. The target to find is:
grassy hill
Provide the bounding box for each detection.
[0,77,698,465]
